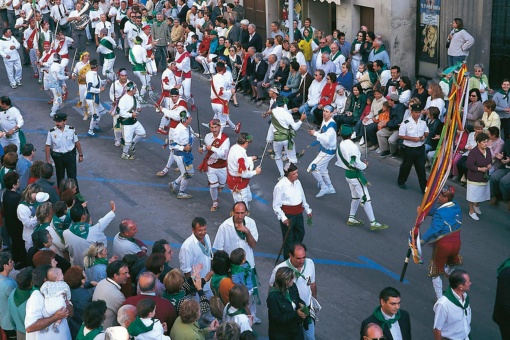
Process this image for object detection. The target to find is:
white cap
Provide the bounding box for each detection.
[36,192,50,203]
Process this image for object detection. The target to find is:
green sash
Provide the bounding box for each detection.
[129,48,146,72]
[271,114,296,150]
[100,38,115,59]
[210,274,227,299]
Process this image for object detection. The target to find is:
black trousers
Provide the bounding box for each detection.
[398,144,427,192]
[51,149,79,191]
[154,45,167,72]
[279,213,305,260]
[72,29,87,60]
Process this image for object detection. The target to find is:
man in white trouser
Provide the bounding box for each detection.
[266,96,306,178]
[227,133,262,208]
[23,19,40,78]
[169,110,196,199]
[174,43,192,102]
[0,96,24,151]
[85,59,106,136]
[96,28,116,82]
[109,68,136,147]
[129,36,154,103]
[0,28,22,89]
[211,61,240,133]
[118,82,146,160]
[307,105,337,197]
[48,54,69,117]
[72,52,91,119]
[198,119,230,211]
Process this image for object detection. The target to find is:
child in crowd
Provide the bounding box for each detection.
[40,267,71,333]
[127,298,170,339]
[230,248,260,310]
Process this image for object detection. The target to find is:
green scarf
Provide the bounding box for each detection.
[91,257,108,267]
[373,306,401,330]
[52,213,71,244]
[13,288,31,307]
[162,290,186,307]
[498,89,509,100]
[232,217,247,240]
[225,303,247,316]
[33,222,50,234]
[69,222,91,239]
[127,316,154,336]
[443,287,470,316]
[77,324,103,340]
[269,286,293,304]
[210,274,228,297]
[372,44,386,55]
[497,257,510,276]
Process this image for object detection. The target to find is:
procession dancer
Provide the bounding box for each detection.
[140,24,157,75]
[226,132,262,208]
[0,28,23,89]
[48,54,68,117]
[307,105,337,197]
[155,62,181,111]
[109,68,135,147]
[198,119,230,211]
[117,81,146,160]
[266,96,306,178]
[51,30,73,99]
[85,59,107,136]
[37,21,52,84]
[336,124,389,231]
[22,18,39,79]
[96,28,116,82]
[174,42,192,102]
[129,36,155,104]
[211,61,240,133]
[169,110,196,199]
[38,41,53,90]
[72,51,90,120]
[156,88,187,177]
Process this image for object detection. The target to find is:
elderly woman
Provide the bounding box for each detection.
[223,285,252,333]
[466,132,492,220]
[84,242,117,284]
[337,62,353,92]
[466,89,484,130]
[280,61,300,98]
[170,299,219,340]
[457,120,485,186]
[17,183,43,251]
[487,126,505,174]
[469,63,491,101]
[267,267,306,340]
[163,267,210,315]
[64,265,93,338]
[273,57,290,91]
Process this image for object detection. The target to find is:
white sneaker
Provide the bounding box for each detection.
[316,188,329,198]
[376,148,381,154]
[326,185,336,194]
[253,316,262,324]
[351,132,357,139]
[469,212,479,221]
[177,192,193,199]
[359,137,365,146]
[473,206,481,215]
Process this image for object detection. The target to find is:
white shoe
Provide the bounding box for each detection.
[326,185,336,194]
[351,132,357,139]
[49,112,55,117]
[316,188,328,198]
[376,148,381,154]
[253,316,262,324]
[359,137,365,146]
[177,192,193,199]
[469,212,479,221]
[473,206,481,215]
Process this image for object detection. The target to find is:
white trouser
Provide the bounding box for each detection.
[102,57,116,81]
[61,57,69,69]
[78,84,87,103]
[232,185,252,207]
[50,87,62,114]
[181,78,191,100]
[121,121,146,153]
[113,115,122,143]
[206,166,227,187]
[346,177,375,221]
[308,152,334,189]
[273,140,297,177]
[0,134,20,150]
[134,70,152,96]
[146,58,157,75]
[174,153,194,193]
[4,59,22,85]
[159,116,170,129]
[212,103,235,129]
[29,48,38,74]
[86,97,106,131]
[164,148,175,169]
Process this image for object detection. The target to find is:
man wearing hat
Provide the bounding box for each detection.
[376,92,405,158]
[226,132,262,207]
[85,59,107,137]
[22,18,39,78]
[97,27,117,81]
[47,54,69,118]
[336,124,389,231]
[198,119,230,211]
[397,103,428,192]
[68,2,88,58]
[266,96,306,178]
[117,81,146,160]
[45,113,83,190]
[272,163,312,259]
[140,24,158,75]
[109,68,136,147]
[169,110,195,199]
[72,52,91,119]
[420,185,462,299]
[129,36,155,103]
[211,60,241,133]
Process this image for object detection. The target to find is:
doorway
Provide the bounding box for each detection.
[360,6,374,32]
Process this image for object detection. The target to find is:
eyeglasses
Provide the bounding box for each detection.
[320,41,326,44]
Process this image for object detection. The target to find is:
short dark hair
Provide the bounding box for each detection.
[16,266,34,289]
[417,77,428,88]
[289,243,306,257]
[22,143,35,156]
[70,204,87,223]
[229,248,245,265]
[53,201,68,217]
[379,287,401,303]
[374,60,383,68]
[32,229,51,249]
[106,260,127,279]
[239,330,257,340]
[475,132,489,143]
[483,99,496,111]
[191,217,206,229]
[0,96,12,106]
[212,250,230,275]
[391,65,401,73]
[0,252,12,269]
[32,264,52,287]
[152,239,169,254]
[84,300,107,329]
[453,18,464,29]
[40,163,54,179]
[428,106,440,119]
[449,269,468,289]
[488,126,500,138]
[145,253,165,275]
[3,171,19,190]
[137,298,156,318]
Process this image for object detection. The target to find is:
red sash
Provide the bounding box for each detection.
[198,133,228,172]
[27,28,38,49]
[164,99,188,129]
[282,204,305,215]
[42,50,54,63]
[227,172,250,191]
[54,39,65,54]
[175,51,191,78]
[147,36,153,58]
[210,79,229,114]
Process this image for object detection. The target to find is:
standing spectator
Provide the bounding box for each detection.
[17,184,45,251]
[170,299,219,339]
[64,266,93,338]
[8,267,33,339]
[223,285,252,332]
[490,138,510,207]
[0,96,24,150]
[360,287,412,340]
[247,23,262,52]
[298,29,313,70]
[76,300,107,339]
[151,12,172,72]
[210,250,235,304]
[232,0,245,23]
[433,269,472,340]
[92,260,130,328]
[16,143,35,192]
[84,242,111,284]
[0,28,22,89]
[336,32,351,61]
[0,252,17,339]
[492,78,510,139]
[112,219,148,259]
[152,239,174,284]
[350,31,366,77]
[2,171,26,267]
[446,18,474,66]
[368,38,390,69]
[35,163,60,204]
[493,256,510,339]
[466,132,492,220]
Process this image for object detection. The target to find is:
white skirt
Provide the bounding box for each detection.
[466,180,490,203]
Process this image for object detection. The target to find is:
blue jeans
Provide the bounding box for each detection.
[303,320,315,340]
[299,102,318,120]
[448,55,466,67]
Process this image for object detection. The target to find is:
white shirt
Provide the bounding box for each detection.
[213,216,258,267]
[38,0,50,14]
[272,177,311,222]
[0,35,20,61]
[330,51,345,76]
[118,94,139,119]
[269,258,316,306]
[16,204,38,250]
[179,233,212,281]
[109,80,131,102]
[202,132,230,164]
[52,37,73,56]
[266,106,302,142]
[313,117,337,150]
[433,290,471,340]
[86,70,102,94]
[336,139,367,171]
[25,290,72,340]
[227,144,256,179]
[306,78,326,106]
[0,106,24,138]
[94,20,113,37]
[211,72,232,101]
[123,20,140,48]
[425,97,446,121]
[175,50,191,73]
[50,4,68,26]
[161,69,181,91]
[89,8,104,28]
[398,117,429,147]
[173,122,195,150]
[222,305,252,332]
[129,44,148,65]
[382,309,403,340]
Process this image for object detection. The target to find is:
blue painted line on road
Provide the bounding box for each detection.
[77,175,268,204]
[105,239,407,283]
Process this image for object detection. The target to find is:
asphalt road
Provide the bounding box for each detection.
[1,44,508,339]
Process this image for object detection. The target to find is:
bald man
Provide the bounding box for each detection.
[362,323,384,340]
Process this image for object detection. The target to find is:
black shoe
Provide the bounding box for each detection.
[390,153,398,158]
[398,184,407,190]
[379,151,390,158]
[250,97,257,102]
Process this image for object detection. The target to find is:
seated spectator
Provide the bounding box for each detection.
[30,232,71,273]
[482,99,501,132]
[331,85,349,116]
[412,77,429,111]
[335,83,366,129]
[317,52,335,76]
[272,35,283,61]
[391,76,412,107]
[312,72,337,125]
[451,129,469,180]
[35,163,60,204]
[337,62,353,92]
[188,34,202,70]
[425,107,444,165]
[457,120,484,186]
[490,137,510,208]
[254,54,278,105]
[376,93,406,158]
[372,60,391,93]
[248,53,268,102]
[261,38,275,60]
[64,265,93,338]
[287,65,313,111]
[63,201,116,268]
[127,299,171,339]
[423,83,446,121]
[223,285,252,333]
[8,267,33,339]
[162,267,210,315]
[466,89,484,131]
[273,57,290,91]
[84,241,114,284]
[488,126,505,174]
[76,300,107,339]
[355,87,386,147]
[112,219,148,259]
[170,299,219,340]
[289,42,306,67]
[296,69,326,118]
[280,61,300,98]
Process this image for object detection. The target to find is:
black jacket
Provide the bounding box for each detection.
[248,32,263,52]
[253,60,268,82]
[297,73,313,102]
[176,5,189,23]
[493,265,510,327]
[267,283,305,340]
[360,308,412,340]
[387,103,406,130]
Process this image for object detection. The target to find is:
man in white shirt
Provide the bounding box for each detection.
[0,28,22,89]
[112,219,148,258]
[433,270,472,340]
[88,0,104,43]
[297,69,325,118]
[68,2,88,59]
[50,0,71,36]
[0,96,24,150]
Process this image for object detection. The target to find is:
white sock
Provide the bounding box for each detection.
[432,276,443,300]
[210,186,218,201]
[363,201,376,222]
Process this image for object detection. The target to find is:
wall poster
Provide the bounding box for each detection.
[419,0,440,63]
